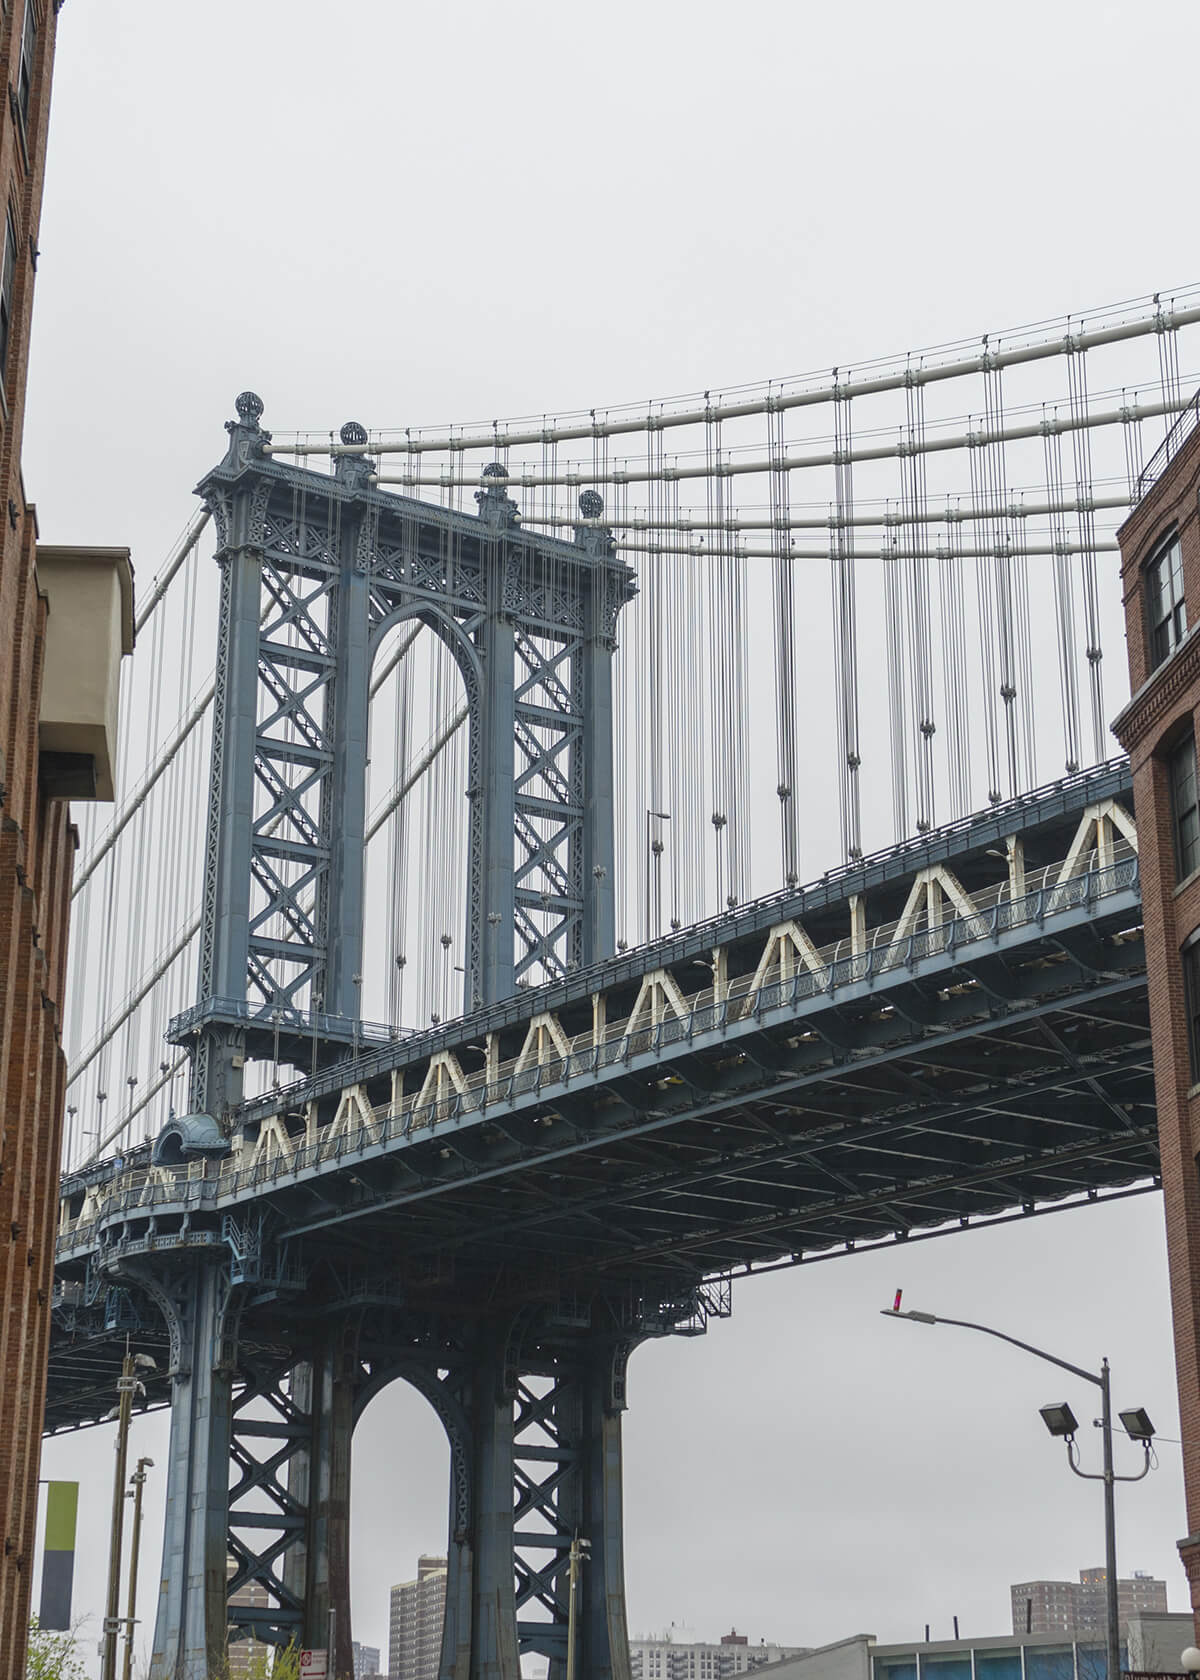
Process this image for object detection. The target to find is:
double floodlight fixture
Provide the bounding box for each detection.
[1041,1402,1154,1445]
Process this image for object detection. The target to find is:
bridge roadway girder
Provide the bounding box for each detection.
[48,760,1158,1676]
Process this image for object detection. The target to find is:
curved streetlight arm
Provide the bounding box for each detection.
[881,1308,1101,1386]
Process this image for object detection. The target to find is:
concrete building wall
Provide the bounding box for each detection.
[1126,1612,1195,1673]
[746,1635,874,1680]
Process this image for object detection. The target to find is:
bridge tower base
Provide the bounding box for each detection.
[137,1266,647,1680]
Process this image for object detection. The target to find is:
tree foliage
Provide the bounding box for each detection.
[24,1617,89,1680]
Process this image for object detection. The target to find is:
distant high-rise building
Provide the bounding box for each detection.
[389,1555,448,1680]
[353,1641,382,1679]
[629,1629,808,1678]
[225,1559,270,1680]
[1010,1569,1168,1637]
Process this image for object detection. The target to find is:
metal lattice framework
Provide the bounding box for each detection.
[187,397,634,1119]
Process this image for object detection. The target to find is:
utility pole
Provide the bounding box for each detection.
[565,1534,591,1680]
[101,1352,136,1680]
[121,1457,153,1680]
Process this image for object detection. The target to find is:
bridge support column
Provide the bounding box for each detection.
[285,1337,356,1679]
[476,610,516,1009]
[576,625,617,968]
[513,1340,633,1680]
[143,1260,236,1680]
[193,485,264,1120]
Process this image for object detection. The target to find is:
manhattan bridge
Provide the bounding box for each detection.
[45,287,1200,1678]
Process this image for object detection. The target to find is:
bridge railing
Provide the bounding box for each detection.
[55,847,1141,1249]
[1136,386,1200,499]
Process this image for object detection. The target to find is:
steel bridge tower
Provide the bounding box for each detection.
[139,395,670,1680]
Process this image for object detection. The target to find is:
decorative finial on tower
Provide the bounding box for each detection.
[224,391,271,463]
[574,487,615,558]
[334,420,375,488]
[475,461,520,528]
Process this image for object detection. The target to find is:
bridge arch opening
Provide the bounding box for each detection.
[350,1370,453,1676]
[364,611,474,1032]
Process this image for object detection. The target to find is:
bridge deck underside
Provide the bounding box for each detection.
[271,930,1157,1289]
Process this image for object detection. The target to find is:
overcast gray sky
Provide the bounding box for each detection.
[28,0,1200,1671]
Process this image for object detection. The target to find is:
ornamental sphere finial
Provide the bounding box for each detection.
[340,421,368,447]
[482,461,509,482]
[578,489,604,519]
[235,391,264,424]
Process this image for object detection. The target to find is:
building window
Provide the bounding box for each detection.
[1171,733,1200,882]
[1146,529,1187,668]
[0,207,15,376]
[1184,931,1200,1082]
[16,0,35,134]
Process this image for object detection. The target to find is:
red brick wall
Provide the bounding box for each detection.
[0,5,71,1678]
[1113,420,1200,1641]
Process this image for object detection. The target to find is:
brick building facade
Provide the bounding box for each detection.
[1111,399,1200,1635]
[0,5,132,1678]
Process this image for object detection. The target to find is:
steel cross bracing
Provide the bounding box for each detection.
[187,397,634,1119]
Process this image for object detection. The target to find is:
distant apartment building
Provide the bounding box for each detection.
[630,1629,808,1678]
[389,1555,448,1680]
[353,1642,381,1679]
[1010,1569,1167,1637]
[225,1560,270,1679]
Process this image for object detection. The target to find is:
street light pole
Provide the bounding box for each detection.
[1100,1360,1120,1680]
[121,1456,153,1680]
[565,1534,591,1680]
[101,1352,135,1680]
[882,1307,1152,1680]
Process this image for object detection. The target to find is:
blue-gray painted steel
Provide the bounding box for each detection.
[184,401,634,1096]
[140,400,638,1678]
[142,1261,234,1673]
